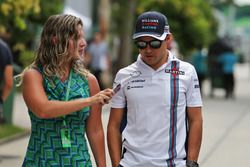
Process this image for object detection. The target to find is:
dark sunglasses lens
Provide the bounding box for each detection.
[135,40,162,49]
[136,41,147,49]
[150,40,162,48]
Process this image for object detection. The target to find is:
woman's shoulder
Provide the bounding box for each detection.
[87,73,98,84]
[86,73,101,94]
[22,68,43,87]
[23,68,42,78]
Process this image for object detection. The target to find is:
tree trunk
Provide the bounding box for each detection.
[115,0,136,73]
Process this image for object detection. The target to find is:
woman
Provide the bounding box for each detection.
[17,14,113,167]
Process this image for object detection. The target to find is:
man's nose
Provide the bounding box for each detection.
[144,44,153,52]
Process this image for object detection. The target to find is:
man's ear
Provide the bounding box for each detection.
[166,33,173,49]
[166,33,172,41]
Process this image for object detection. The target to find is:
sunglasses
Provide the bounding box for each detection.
[135,40,163,49]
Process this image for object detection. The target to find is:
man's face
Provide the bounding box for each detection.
[136,36,169,70]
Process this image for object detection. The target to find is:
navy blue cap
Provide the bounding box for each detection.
[133,11,170,40]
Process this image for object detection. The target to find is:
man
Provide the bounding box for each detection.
[107,11,203,167]
[0,38,13,124]
[218,47,238,99]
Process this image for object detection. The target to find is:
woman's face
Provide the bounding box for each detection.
[68,24,87,59]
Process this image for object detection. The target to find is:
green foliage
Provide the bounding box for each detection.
[111,0,131,35]
[137,0,218,56]
[0,124,25,139]
[28,0,65,24]
[0,0,65,68]
[236,5,250,19]
[0,0,40,32]
[19,49,35,68]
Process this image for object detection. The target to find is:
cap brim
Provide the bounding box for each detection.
[133,32,168,41]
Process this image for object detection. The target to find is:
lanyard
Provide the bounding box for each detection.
[63,69,73,127]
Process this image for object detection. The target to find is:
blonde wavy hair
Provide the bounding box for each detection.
[16,14,89,85]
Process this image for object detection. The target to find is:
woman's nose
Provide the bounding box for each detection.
[80,38,87,47]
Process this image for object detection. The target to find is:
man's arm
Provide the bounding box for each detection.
[107,107,125,167]
[186,106,203,161]
[2,65,13,101]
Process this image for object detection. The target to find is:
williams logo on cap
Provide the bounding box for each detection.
[133,11,170,41]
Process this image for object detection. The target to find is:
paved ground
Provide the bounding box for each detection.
[0,63,250,167]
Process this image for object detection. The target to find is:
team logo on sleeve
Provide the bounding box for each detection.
[194,78,199,82]
[193,78,200,88]
[113,83,121,94]
[194,84,200,88]
[127,85,144,90]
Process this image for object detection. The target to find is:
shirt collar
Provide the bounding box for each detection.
[136,50,177,73]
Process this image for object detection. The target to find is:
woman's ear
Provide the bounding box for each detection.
[51,36,58,45]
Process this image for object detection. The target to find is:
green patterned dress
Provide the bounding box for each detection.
[22,68,92,167]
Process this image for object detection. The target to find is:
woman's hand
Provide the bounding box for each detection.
[90,88,114,105]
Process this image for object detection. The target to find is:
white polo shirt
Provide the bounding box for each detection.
[111,51,202,167]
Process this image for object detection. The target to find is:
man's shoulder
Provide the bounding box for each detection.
[117,62,138,73]
[114,62,140,81]
[0,39,7,47]
[0,39,9,51]
[0,39,12,60]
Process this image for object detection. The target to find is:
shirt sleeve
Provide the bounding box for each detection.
[186,65,203,107]
[111,70,127,108]
[0,41,13,65]
[5,45,13,65]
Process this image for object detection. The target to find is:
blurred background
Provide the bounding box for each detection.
[0,0,249,79]
[0,0,250,166]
